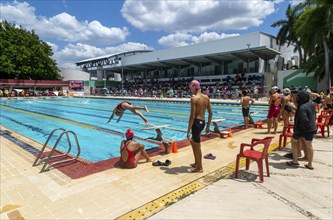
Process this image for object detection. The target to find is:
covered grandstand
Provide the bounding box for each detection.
[76,32,299,93]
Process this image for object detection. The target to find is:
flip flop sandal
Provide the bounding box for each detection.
[204,153,216,160]
[286,161,299,167]
[152,160,164,166]
[164,159,171,166]
[304,164,314,170]
[284,153,293,159]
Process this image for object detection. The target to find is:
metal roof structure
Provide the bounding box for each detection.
[76,50,153,68]
[111,46,280,73]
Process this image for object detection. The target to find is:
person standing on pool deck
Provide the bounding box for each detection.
[107,101,150,126]
[267,86,282,134]
[286,90,316,170]
[119,129,152,168]
[187,80,213,173]
[240,90,255,129]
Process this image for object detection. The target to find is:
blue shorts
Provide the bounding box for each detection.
[292,133,314,141]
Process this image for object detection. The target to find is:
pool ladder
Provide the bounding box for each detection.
[33,128,81,173]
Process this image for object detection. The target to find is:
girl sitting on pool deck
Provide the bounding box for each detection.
[119,129,151,168]
[107,101,150,126]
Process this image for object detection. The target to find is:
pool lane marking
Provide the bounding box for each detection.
[143,101,268,108]
[0,105,161,145]
[117,140,282,220]
[38,99,115,109]
[24,99,268,117]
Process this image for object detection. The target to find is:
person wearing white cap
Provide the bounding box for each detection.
[281,88,294,127]
[266,86,282,134]
[306,88,321,112]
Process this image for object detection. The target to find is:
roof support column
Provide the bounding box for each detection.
[200,64,202,76]
[221,60,224,75]
[97,66,103,81]
[121,68,124,96]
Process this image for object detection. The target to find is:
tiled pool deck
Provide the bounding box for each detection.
[1,114,332,219]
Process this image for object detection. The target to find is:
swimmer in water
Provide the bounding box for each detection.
[107,101,150,126]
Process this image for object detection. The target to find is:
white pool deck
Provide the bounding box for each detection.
[1,96,332,220]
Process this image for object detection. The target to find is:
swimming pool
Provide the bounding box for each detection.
[0,97,268,162]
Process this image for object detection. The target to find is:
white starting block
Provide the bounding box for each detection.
[211,119,225,133]
[142,125,171,142]
[220,130,231,139]
[210,119,229,138]
[142,125,172,154]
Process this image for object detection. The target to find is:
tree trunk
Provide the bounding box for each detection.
[322,34,332,89]
[297,42,303,67]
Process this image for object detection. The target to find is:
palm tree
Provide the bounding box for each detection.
[271,4,305,66]
[295,0,333,86]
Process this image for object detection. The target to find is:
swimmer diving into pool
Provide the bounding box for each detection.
[107,101,150,126]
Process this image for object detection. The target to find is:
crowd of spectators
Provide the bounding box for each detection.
[0,88,64,97]
[104,73,265,99]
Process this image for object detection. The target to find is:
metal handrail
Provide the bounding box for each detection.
[40,130,81,172]
[32,128,81,173]
[33,128,66,166]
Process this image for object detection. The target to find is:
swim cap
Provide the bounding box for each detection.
[125,129,134,139]
[306,88,312,93]
[271,86,279,92]
[189,80,200,89]
[283,88,291,94]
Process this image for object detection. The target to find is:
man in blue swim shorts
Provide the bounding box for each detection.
[286,90,317,170]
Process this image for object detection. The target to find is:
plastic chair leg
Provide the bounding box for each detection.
[257,161,264,182]
[235,155,240,178]
[265,156,270,177]
[246,158,250,170]
[278,135,282,150]
[327,126,330,137]
[283,136,287,148]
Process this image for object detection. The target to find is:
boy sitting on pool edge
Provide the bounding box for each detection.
[119,129,152,168]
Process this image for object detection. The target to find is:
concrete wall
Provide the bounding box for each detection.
[59,68,90,81]
[277,69,319,91]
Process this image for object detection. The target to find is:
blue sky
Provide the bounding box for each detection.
[0,0,304,68]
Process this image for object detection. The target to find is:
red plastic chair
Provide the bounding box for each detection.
[321,109,333,126]
[278,124,294,150]
[235,137,274,182]
[316,115,331,137]
[320,109,333,116]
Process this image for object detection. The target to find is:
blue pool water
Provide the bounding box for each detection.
[0,97,268,162]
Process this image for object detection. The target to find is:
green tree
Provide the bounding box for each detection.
[0,21,60,80]
[295,0,333,86]
[271,4,305,66]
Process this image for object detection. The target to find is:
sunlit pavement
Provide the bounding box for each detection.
[150,134,333,220]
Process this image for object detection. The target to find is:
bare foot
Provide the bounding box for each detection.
[145,121,150,126]
[298,157,308,161]
[190,168,203,173]
[146,159,152,163]
[305,164,314,170]
[144,106,150,113]
[190,163,196,168]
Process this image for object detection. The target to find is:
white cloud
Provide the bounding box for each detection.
[45,41,58,53]
[289,0,305,6]
[158,32,239,48]
[0,1,129,45]
[122,0,277,32]
[53,42,152,68]
[158,33,193,47]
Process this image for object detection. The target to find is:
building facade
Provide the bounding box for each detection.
[76,32,300,91]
